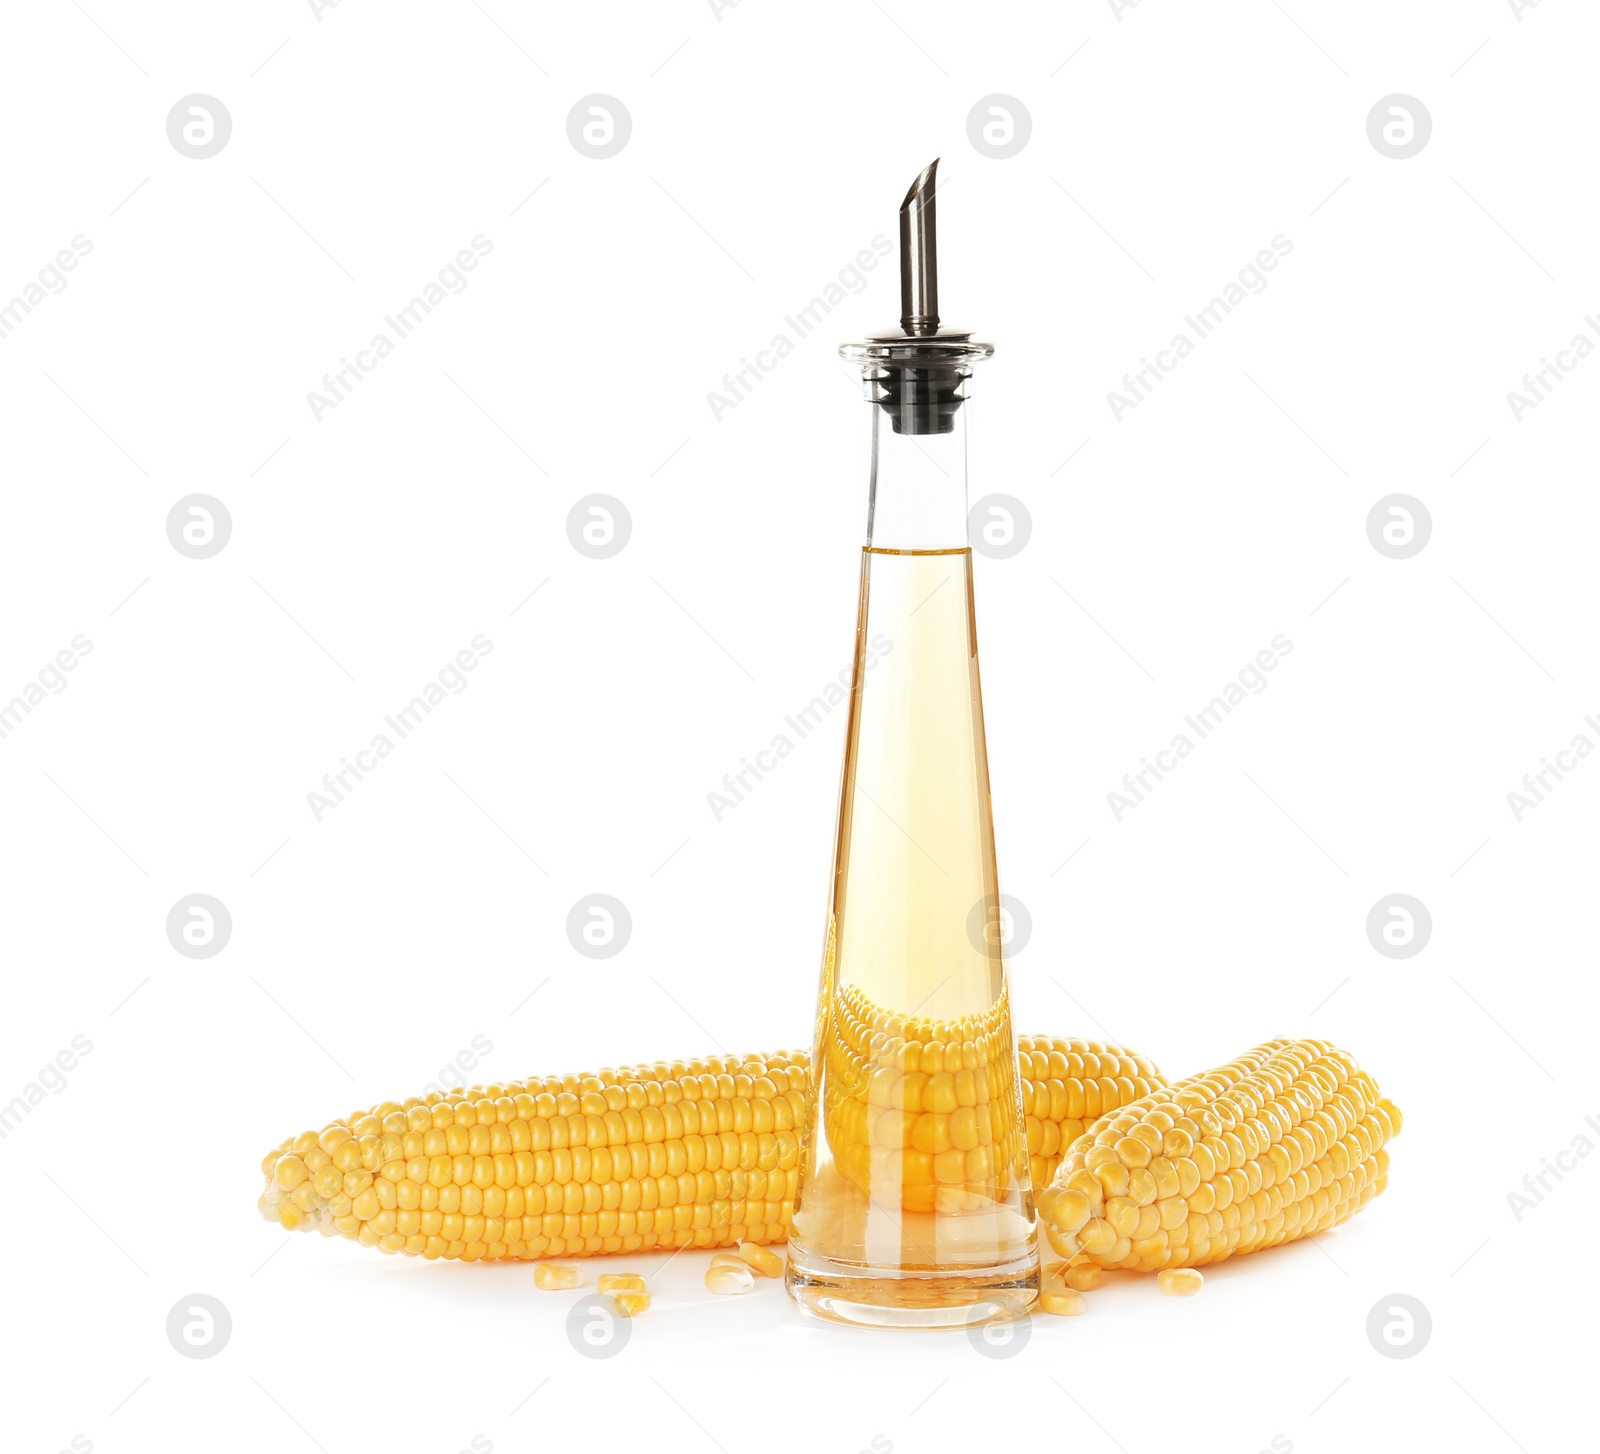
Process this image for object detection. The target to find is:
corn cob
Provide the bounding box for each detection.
[259,1034,1165,1263]
[821,983,1166,1213]
[824,983,1023,1213]
[1038,1038,1400,1273]
[1016,1031,1166,1196]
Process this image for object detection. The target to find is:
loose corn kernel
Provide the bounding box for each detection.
[706,1263,756,1295]
[534,1263,582,1290]
[737,1241,783,1277]
[1064,1263,1102,1291]
[597,1272,646,1294]
[1039,1286,1087,1316]
[612,1291,650,1316]
[1158,1268,1203,1296]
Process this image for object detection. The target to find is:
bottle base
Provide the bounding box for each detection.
[784,1251,1039,1330]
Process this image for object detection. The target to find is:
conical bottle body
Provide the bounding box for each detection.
[786,542,1038,1327]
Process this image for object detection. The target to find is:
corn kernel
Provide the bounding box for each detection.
[612,1291,650,1316]
[597,1272,647,1294]
[1080,1218,1117,1255]
[1039,1286,1086,1316]
[1158,1268,1203,1296]
[706,1263,755,1295]
[533,1263,582,1290]
[1064,1263,1102,1291]
[737,1241,783,1277]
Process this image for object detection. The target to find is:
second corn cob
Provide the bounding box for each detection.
[1038,1037,1400,1273]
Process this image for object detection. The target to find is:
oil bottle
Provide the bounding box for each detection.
[785,161,1039,1328]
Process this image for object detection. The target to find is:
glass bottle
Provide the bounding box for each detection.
[785,161,1039,1328]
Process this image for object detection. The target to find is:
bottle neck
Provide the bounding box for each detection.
[864,403,970,550]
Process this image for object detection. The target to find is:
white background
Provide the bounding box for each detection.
[1,1,1594,1451]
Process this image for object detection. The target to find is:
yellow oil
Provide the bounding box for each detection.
[787,548,1037,1324]
[832,549,1003,1021]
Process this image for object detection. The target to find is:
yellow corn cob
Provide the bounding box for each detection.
[823,982,1166,1212]
[259,1051,807,1262]
[259,1035,1165,1263]
[1016,1031,1167,1195]
[1038,1038,1400,1273]
[823,983,1026,1213]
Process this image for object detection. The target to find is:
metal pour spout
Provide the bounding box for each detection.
[844,159,991,435]
[898,159,940,336]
